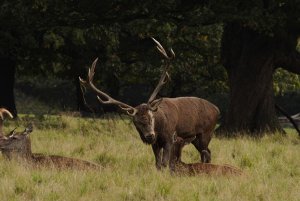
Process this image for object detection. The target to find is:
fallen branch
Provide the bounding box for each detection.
[275,103,300,136]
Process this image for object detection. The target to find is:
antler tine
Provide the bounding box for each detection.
[97,95,137,116]
[151,37,175,60]
[148,69,170,103]
[148,38,175,103]
[0,108,13,120]
[79,58,137,116]
[170,48,175,59]
[88,58,98,82]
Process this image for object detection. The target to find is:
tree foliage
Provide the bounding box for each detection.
[1,0,300,129]
[1,0,227,103]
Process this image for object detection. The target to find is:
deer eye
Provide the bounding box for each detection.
[140,122,147,126]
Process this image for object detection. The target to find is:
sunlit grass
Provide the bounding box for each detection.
[1,115,299,201]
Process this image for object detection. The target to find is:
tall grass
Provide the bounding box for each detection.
[0,115,299,201]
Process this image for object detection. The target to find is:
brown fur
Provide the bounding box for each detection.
[80,57,219,171]
[174,162,243,176]
[0,125,101,170]
[133,97,219,170]
[172,135,242,176]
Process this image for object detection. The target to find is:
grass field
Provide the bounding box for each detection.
[0,114,299,201]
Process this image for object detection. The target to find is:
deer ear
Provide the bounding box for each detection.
[8,128,17,136]
[149,98,163,112]
[23,124,33,135]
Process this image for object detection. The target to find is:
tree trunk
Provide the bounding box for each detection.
[218,23,282,135]
[0,57,17,117]
[75,76,88,111]
[71,58,91,112]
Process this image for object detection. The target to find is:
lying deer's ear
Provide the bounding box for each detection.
[23,124,33,135]
[149,98,163,112]
[8,128,17,138]
[9,128,17,134]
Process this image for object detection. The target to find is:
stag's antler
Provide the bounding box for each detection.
[0,108,13,120]
[79,58,137,116]
[0,108,13,138]
[148,37,175,104]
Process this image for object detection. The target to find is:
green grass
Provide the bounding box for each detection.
[0,115,299,201]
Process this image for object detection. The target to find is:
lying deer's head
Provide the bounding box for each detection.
[0,124,33,159]
[79,38,175,144]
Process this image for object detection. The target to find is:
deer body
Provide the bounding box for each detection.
[0,125,101,170]
[80,38,219,170]
[134,97,219,169]
[172,135,242,176]
[24,154,100,170]
[174,161,243,176]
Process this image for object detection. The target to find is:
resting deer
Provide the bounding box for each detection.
[174,161,243,176]
[79,38,220,170]
[0,108,13,138]
[0,124,101,170]
[172,136,243,176]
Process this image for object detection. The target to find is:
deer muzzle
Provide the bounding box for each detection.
[145,133,156,144]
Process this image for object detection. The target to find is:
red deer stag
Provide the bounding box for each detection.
[79,38,220,170]
[0,108,13,138]
[0,124,101,170]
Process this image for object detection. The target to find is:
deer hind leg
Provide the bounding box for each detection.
[201,149,211,163]
[172,135,196,163]
[191,133,211,163]
[172,140,184,163]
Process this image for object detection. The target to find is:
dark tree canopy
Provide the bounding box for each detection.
[208,0,300,134]
[0,0,299,135]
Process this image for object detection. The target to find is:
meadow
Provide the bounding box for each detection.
[0,114,299,201]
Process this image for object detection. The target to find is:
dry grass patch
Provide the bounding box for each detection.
[0,115,299,201]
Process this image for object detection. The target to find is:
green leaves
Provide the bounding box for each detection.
[274,69,300,95]
[1,0,299,104]
[43,31,65,50]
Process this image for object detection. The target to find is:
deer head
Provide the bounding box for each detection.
[0,124,33,159]
[79,38,175,144]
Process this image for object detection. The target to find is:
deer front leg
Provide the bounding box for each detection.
[152,143,162,170]
[169,144,181,172]
[162,143,173,169]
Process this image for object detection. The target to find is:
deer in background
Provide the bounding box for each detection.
[0,124,101,170]
[79,38,220,170]
[172,135,243,176]
[0,108,13,138]
[174,160,243,176]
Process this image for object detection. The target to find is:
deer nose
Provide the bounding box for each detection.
[145,133,155,140]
